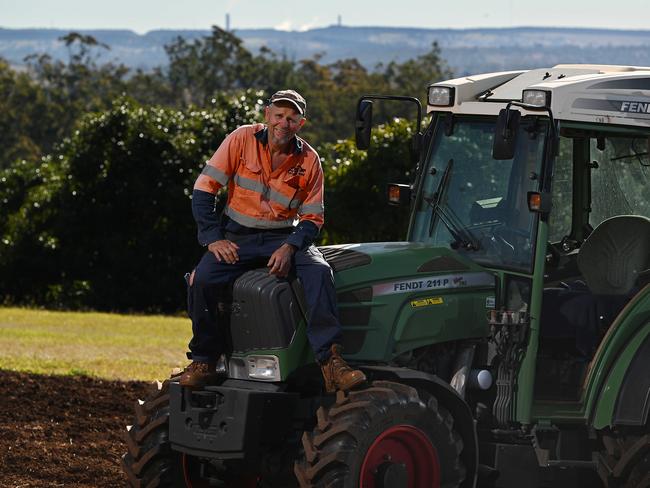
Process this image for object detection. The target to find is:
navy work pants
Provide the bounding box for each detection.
[188,231,342,363]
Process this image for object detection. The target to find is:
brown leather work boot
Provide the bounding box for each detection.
[179,361,219,388]
[320,344,366,393]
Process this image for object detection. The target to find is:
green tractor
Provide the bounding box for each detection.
[123,64,650,488]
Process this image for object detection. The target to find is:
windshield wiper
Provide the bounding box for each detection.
[433,202,480,251]
[426,158,480,250]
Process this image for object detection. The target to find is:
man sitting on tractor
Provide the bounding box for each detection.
[180,89,366,392]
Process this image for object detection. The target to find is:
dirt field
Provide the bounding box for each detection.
[0,369,606,488]
[0,370,153,487]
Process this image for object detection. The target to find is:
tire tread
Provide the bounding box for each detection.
[294,380,466,488]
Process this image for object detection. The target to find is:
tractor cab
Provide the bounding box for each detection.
[408,89,650,405]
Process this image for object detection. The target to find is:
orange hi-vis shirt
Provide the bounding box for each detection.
[194,123,325,230]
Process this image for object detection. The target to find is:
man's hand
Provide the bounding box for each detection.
[208,240,240,264]
[267,243,296,277]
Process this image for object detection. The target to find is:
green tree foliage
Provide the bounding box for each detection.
[291,56,384,144]
[24,33,130,140]
[166,27,255,105]
[381,42,452,98]
[0,92,264,311]
[0,33,131,169]
[0,59,52,167]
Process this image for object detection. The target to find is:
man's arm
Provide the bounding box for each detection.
[192,189,240,263]
[192,189,224,246]
[268,158,324,277]
[192,128,246,263]
[285,220,320,250]
[285,157,324,250]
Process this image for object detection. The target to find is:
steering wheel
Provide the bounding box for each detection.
[473,223,518,259]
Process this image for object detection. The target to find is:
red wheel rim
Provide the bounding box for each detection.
[359,425,440,488]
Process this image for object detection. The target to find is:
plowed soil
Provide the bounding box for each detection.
[0,370,153,487]
[0,370,606,488]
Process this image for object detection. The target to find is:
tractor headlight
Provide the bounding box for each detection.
[522,89,551,108]
[428,85,454,106]
[247,355,281,381]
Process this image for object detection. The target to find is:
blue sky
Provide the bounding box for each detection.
[1,0,648,32]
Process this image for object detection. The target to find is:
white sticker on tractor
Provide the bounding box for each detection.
[372,272,495,297]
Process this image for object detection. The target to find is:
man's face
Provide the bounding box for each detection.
[264,103,305,146]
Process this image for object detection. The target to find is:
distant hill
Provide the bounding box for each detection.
[2,25,650,76]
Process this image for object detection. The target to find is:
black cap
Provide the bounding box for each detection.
[269,89,307,115]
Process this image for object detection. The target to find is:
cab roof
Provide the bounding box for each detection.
[429,64,650,128]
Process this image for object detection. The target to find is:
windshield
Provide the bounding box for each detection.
[411,115,548,273]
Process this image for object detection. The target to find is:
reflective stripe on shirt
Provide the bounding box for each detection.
[233,174,302,209]
[201,165,229,186]
[299,202,324,215]
[225,205,296,229]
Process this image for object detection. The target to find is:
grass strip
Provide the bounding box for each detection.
[0,307,189,381]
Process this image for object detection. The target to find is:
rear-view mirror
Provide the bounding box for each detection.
[492,108,521,160]
[410,132,422,163]
[355,99,373,150]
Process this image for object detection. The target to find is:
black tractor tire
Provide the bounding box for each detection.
[122,379,257,488]
[294,380,466,488]
[599,428,650,488]
[122,379,187,487]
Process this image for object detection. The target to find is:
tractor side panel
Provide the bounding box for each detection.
[392,286,494,354]
[337,273,495,361]
[328,244,497,362]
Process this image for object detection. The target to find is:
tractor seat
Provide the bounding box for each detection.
[577,215,650,295]
[541,215,650,358]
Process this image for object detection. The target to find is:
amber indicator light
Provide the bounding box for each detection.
[388,185,401,204]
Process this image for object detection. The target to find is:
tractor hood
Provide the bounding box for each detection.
[320,241,494,287]
[319,242,497,360]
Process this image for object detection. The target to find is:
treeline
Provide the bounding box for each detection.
[0,27,449,312]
